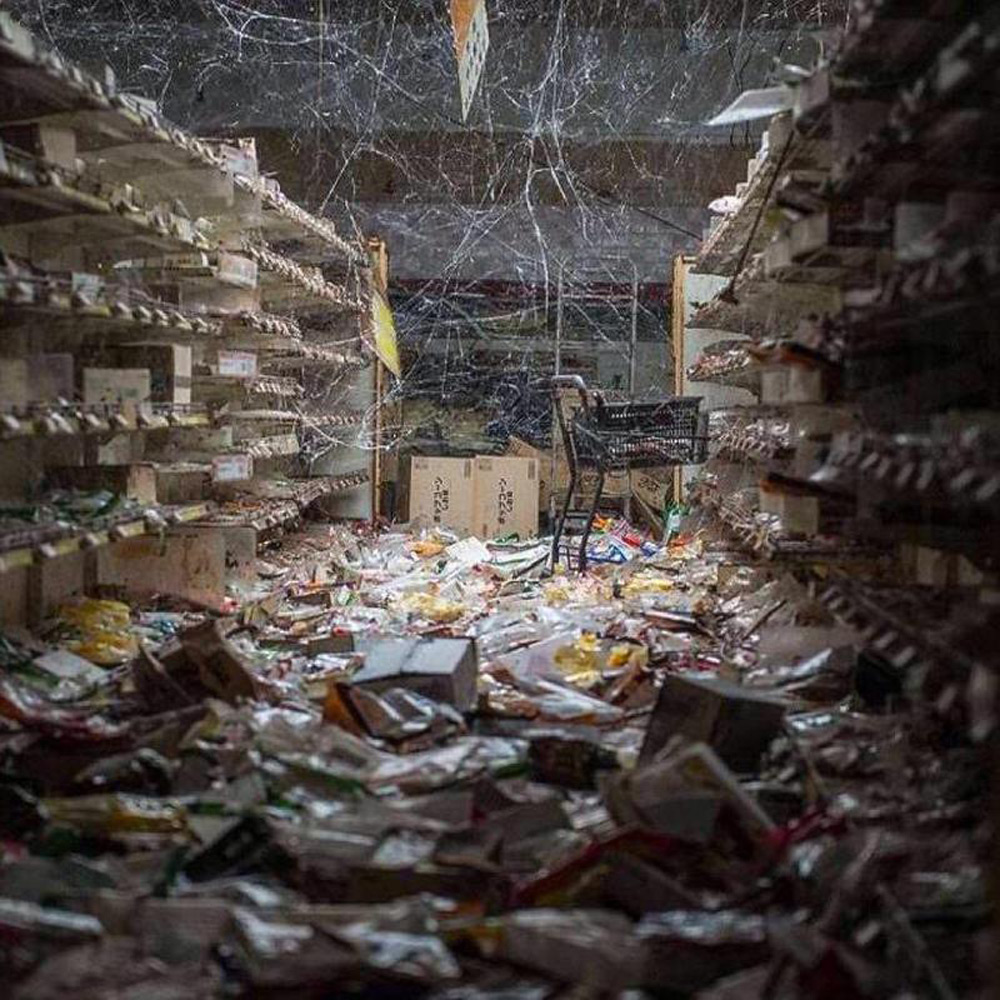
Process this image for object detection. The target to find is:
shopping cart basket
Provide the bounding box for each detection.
[551,375,709,571]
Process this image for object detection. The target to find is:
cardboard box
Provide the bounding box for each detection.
[83,368,152,406]
[351,636,478,712]
[475,456,539,540]
[111,344,192,405]
[507,437,551,513]
[156,465,209,504]
[551,388,630,503]
[639,911,769,994]
[552,462,631,504]
[497,910,646,992]
[631,467,672,513]
[212,454,253,484]
[760,369,789,405]
[219,138,258,181]
[639,674,786,772]
[408,456,476,535]
[760,489,819,536]
[48,464,157,504]
[0,123,77,171]
[786,365,824,404]
[27,354,74,403]
[216,252,257,290]
[0,358,30,409]
[98,528,227,610]
[606,743,775,852]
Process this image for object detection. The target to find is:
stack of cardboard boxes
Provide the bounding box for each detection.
[408,455,540,540]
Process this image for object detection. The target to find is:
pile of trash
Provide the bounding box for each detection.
[0,521,992,998]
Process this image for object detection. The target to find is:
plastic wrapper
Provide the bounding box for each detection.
[0,897,103,939]
[333,923,462,983]
[620,573,677,598]
[637,911,770,992]
[399,591,468,624]
[481,909,648,990]
[43,793,189,836]
[366,737,526,796]
[55,598,138,667]
[0,675,126,741]
[71,748,177,797]
[231,907,357,988]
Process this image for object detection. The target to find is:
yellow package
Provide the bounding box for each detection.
[402,591,465,623]
[409,539,446,558]
[621,575,674,598]
[553,632,601,687]
[58,598,138,666]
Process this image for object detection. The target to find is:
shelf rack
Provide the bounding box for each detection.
[0,11,381,619]
[0,500,210,576]
[680,0,1000,717]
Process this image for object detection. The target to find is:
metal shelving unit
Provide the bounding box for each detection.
[0,11,381,620]
[680,0,1000,703]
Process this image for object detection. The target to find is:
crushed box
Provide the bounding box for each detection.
[351,636,478,712]
[640,674,786,772]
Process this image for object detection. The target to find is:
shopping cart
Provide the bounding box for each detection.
[551,375,709,571]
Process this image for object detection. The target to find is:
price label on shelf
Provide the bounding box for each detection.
[212,454,253,483]
[217,350,258,377]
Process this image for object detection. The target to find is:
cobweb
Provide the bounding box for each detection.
[8,0,845,455]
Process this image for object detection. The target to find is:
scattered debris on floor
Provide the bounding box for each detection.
[0,518,991,999]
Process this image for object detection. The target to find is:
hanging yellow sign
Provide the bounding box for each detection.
[371,290,401,378]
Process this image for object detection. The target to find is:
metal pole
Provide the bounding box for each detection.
[629,264,638,395]
[555,265,564,376]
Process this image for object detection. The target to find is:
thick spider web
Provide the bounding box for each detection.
[7,0,845,456]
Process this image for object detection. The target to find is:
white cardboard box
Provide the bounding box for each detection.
[409,456,477,536]
[475,456,539,540]
[83,368,152,406]
[760,490,819,536]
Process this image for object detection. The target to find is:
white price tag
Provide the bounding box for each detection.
[218,350,258,377]
[213,454,253,483]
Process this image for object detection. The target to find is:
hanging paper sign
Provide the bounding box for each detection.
[371,290,402,378]
[450,0,489,121]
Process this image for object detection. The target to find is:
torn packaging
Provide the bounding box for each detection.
[638,910,770,992]
[326,682,466,748]
[132,622,259,709]
[605,743,775,860]
[491,909,648,990]
[180,620,259,703]
[640,673,786,772]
